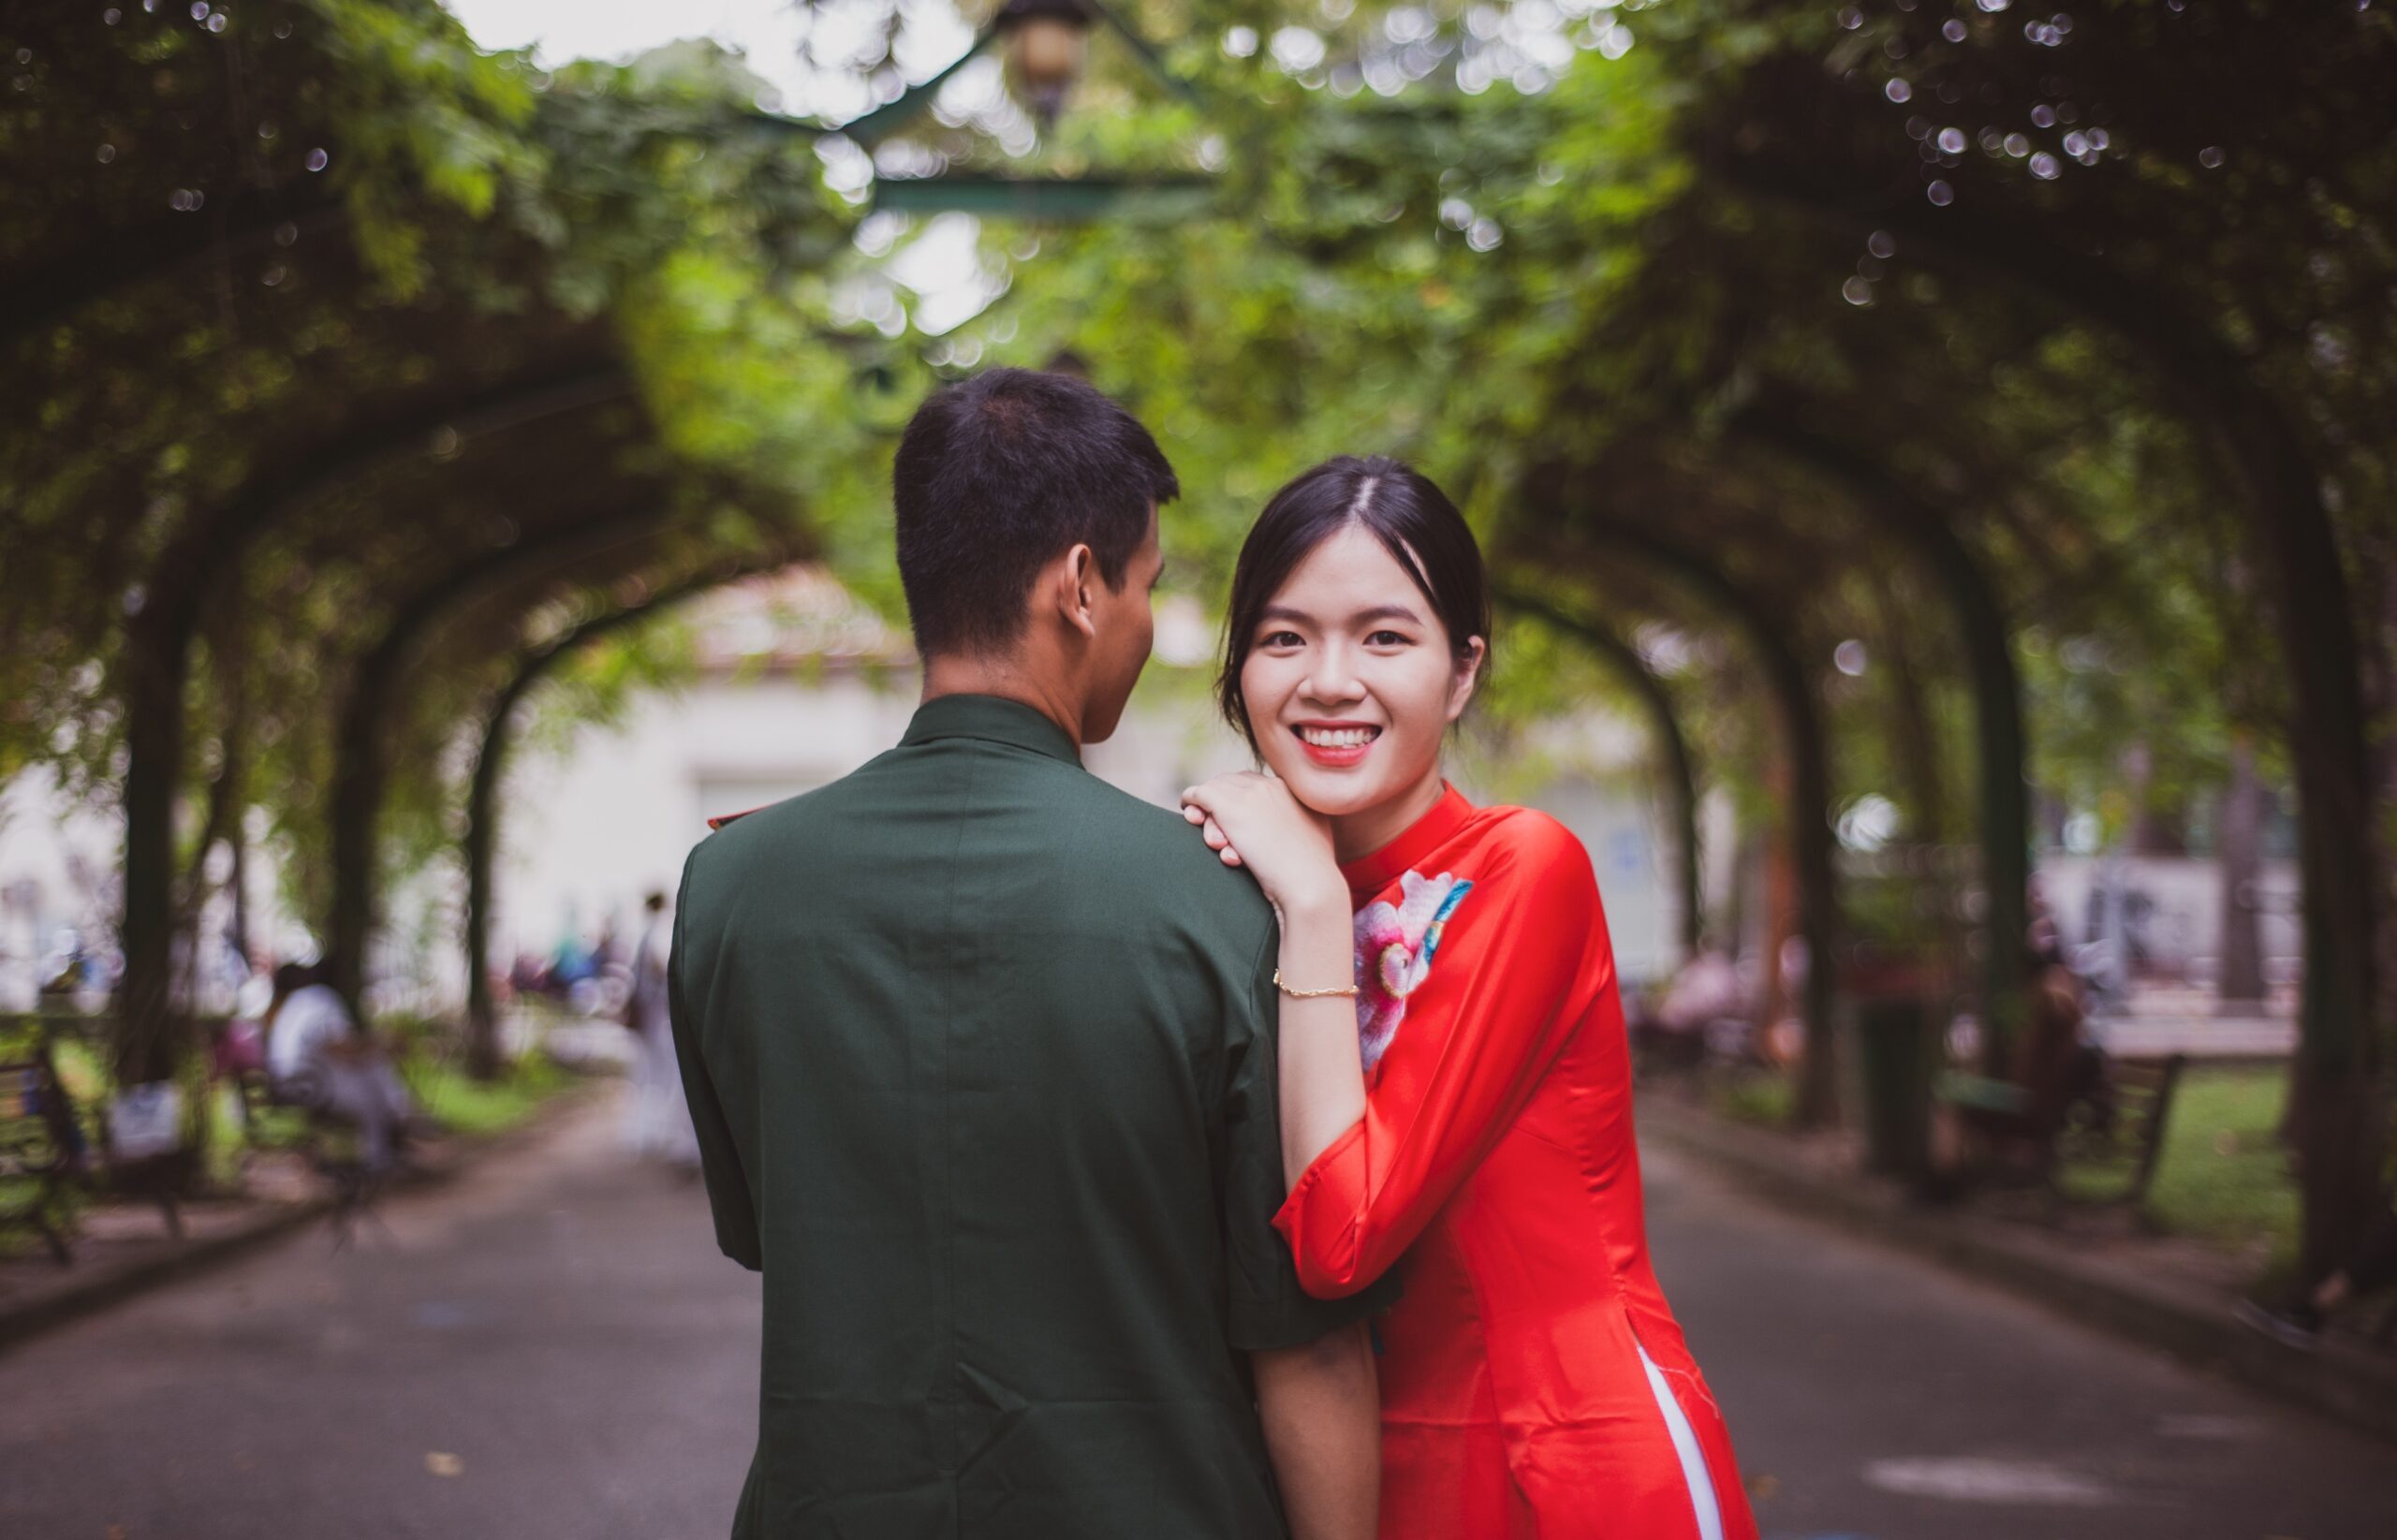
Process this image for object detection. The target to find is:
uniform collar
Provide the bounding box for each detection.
[1340,782,1476,896]
[902,693,1082,767]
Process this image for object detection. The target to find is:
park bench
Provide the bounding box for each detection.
[1,1014,217,1257]
[219,1012,442,1246]
[278,1079,390,1249]
[223,1053,393,1247]
[1934,1052,2188,1216]
[0,1016,87,1264]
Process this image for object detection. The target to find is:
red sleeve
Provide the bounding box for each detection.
[1272,814,1607,1297]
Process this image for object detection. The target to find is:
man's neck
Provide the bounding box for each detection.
[920,652,1084,750]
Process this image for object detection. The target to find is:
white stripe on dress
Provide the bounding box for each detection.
[1638,1342,1727,1540]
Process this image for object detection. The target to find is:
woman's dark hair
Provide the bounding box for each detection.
[1217,455,1490,749]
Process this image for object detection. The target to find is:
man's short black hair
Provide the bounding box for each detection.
[893,367,1179,657]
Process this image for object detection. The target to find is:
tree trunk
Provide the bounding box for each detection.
[112,363,632,1085]
[1722,823,1758,975]
[1731,413,2031,1074]
[1783,675,1842,1132]
[1493,590,1703,958]
[2131,801,2191,858]
[115,605,196,1088]
[2216,735,2268,1008]
[1537,527,1840,1124]
[463,696,509,1081]
[324,504,661,1023]
[1718,142,2383,1279]
[228,805,250,969]
[1874,576,1948,846]
[1757,764,1795,1051]
[461,548,806,1078]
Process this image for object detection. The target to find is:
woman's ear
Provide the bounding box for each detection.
[1446,636,1487,723]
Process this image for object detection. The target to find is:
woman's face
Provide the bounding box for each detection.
[1240,523,1482,821]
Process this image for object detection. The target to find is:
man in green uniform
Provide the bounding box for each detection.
[671,368,1390,1539]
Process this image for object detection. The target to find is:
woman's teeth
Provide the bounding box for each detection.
[1299,726,1380,749]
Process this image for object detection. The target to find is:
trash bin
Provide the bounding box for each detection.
[1852,992,1932,1178]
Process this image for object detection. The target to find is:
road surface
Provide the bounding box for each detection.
[2,1092,2389,1539]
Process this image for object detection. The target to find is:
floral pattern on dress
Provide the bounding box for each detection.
[1354,870,1475,1071]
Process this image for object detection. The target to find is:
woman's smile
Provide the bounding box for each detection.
[1294,721,1384,767]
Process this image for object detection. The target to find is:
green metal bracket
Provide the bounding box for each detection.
[841,25,1006,148]
[870,173,1213,220]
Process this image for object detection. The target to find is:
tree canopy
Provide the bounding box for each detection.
[3,0,2389,1276]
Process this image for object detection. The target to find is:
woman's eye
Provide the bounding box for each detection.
[1261,630,1304,649]
[1367,630,1413,647]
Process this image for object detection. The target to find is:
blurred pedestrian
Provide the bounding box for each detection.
[1633,941,1747,1072]
[263,962,419,1174]
[622,890,696,1166]
[550,923,591,991]
[2013,938,2115,1136]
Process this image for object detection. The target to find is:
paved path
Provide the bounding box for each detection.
[3,1092,2390,1540]
[1639,1145,2391,1539]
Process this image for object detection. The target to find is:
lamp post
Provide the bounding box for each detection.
[997,0,1095,128]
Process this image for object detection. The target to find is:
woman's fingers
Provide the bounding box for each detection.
[1181,774,1283,875]
[1182,794,1247,866]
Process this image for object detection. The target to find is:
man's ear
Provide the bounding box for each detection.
[1052,542,1100,640]
[1446,636,1487,723]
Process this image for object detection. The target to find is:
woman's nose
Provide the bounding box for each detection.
[1302,646,1367,705]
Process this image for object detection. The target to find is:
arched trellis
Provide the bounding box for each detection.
[0,187,348,351]
[8,2,852,1099]
[1492,586,1704,962]
[1707,121,2381,1274]
[113,360,636,1083]
[322,502,674,1011]
[458,545,813,1076]
[1725,408,2031,1073]
[1514,519,1842,1129]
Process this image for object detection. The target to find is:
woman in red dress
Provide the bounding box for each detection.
[1184,457,1757,1540]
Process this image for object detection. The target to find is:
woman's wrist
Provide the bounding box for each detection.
[1278,883,1353,931]
[1276,889,1356,1001]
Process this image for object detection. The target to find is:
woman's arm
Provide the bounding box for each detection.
[1275,887,1369,1189]
[1182,772,1365,1188]
[1275,818,1603,1297]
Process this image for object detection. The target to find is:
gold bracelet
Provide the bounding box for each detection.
[1273,969,1359,1000]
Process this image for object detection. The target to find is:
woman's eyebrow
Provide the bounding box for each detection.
[1258,602,1423,625]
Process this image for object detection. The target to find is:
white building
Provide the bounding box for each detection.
[0,568,1686,1014]
[481,568,1683,993]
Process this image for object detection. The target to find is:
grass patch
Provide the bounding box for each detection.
[1710,1071,1795,1130]
[24,1023,578,1171]
[2060,1064,2298,1268]
[404,1051,576,1139]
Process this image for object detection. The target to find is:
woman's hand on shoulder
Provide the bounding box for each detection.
[1180,771,1346,916]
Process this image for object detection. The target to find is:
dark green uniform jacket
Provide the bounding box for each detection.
[671,694,1391,1539]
